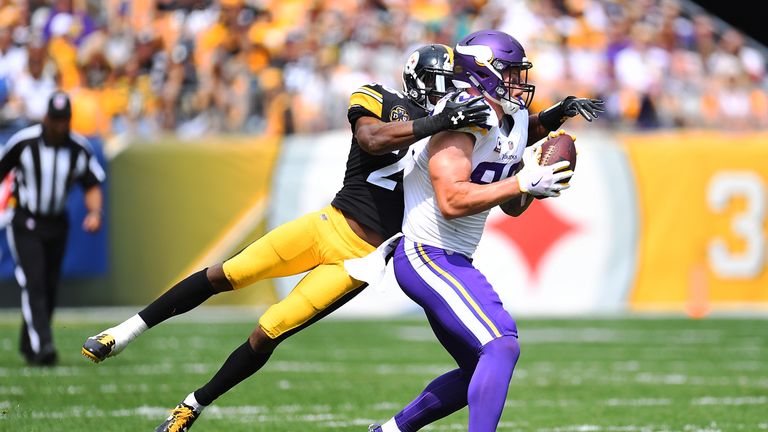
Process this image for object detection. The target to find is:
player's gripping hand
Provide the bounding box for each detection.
[413,96,489,139]
[515,143,573,198]
[440,95,490,128]
[561,96,605,122]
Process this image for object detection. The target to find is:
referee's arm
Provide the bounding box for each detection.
[78,142,106,233]
[82,185,103,232]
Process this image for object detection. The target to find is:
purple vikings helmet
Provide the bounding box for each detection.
[453,30,535,115]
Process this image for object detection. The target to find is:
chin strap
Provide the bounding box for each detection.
[482,90,523,116]
[501,99,521,115]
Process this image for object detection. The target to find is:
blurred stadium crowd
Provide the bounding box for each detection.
[0,0,766,141]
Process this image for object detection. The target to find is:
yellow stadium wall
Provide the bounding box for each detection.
[107,136,281,306]
[622,131,768,313]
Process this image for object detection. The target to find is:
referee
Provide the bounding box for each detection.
[0,91,105,366]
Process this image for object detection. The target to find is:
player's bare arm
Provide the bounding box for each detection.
[82,185,104,232]
[428,130,525,220]
[354,116,424,155]
[355,96,490,156]
[527,114,553,144]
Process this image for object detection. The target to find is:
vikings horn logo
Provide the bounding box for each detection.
[390,106,410,122]
[456,43,501,78]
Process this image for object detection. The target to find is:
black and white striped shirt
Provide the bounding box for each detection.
[0,124,105,217]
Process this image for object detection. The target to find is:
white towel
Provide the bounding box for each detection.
[344,232,403,291]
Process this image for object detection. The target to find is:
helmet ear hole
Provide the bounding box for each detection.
[476,70,489,79]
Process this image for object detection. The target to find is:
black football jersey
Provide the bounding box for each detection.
[331,83,427,239]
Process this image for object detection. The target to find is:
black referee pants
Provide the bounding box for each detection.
[8,211,68,360]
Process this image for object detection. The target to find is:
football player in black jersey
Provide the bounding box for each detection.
[80,44,489,431]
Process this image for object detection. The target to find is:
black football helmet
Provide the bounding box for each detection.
[402,44,454,111]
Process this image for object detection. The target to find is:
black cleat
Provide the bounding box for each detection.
[25,344,58,367]
[81,333,116,363]
[155,403,200,432]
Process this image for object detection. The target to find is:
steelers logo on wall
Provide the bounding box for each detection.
[389,106,410,122]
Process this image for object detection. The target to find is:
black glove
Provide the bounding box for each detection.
[562,96,605,121]
[412,95,489,140]
[538,96,605,131]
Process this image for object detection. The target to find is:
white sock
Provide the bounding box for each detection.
[104,314,148,355]
[381,418,401,432]
[183,392,206,413]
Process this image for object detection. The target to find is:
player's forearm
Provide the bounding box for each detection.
[356,121,421,155]
[436,177,524,219]
[499,193,533,217]
[84,185,103,216]
[527,113,551,145]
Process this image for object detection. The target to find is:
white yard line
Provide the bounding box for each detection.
[692,396,767,405]
[603,398,672,406]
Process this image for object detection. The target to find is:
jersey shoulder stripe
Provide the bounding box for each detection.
[69,131,94,153]
[349,85,384,118]
[348,82,422,125]
[359,85,383,100]
[3,124,41,149]
[1,124,41,160]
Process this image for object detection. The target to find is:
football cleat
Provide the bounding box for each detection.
[368,424,383,432]
[25,344,58,367]
[155,403,200,432]
[81,333,116,363]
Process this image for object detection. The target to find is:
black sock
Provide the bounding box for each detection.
[138,269,216,328]
[194,341,273,406]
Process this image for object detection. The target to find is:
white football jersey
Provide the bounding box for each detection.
[402,92,529,257]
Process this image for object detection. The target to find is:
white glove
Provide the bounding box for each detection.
[515,143,573,198]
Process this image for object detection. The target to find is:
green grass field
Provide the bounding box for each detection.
[1,311,766,431]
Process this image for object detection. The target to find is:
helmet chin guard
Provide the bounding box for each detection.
[466,74,522,116]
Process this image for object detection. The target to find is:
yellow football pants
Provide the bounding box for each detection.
[222,205,375,339]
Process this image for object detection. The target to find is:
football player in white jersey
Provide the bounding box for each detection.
[370,30,604,432]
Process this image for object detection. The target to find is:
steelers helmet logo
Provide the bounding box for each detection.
[390,106,410,122]
[405,51,419,75]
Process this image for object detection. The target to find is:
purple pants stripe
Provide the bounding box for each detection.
[412,241,502,339]
[394,238,517,354]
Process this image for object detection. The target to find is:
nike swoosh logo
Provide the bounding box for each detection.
[531,177,542,187]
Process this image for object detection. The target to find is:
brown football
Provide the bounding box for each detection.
[540,132,576,181]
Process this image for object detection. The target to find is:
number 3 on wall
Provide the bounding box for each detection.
[707,171,766,279]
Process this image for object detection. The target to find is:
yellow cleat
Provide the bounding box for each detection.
[155,403,200,432]
[81,333,116,363]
